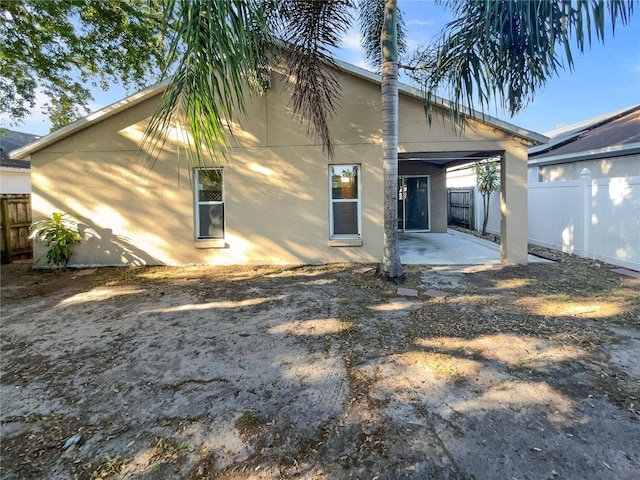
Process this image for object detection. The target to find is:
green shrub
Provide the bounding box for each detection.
[30,212,81,267]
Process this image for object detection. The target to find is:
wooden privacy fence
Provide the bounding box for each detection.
[1,194,33,263]
[447,188,474,230]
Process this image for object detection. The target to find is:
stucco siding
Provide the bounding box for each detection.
[31,77,387,267]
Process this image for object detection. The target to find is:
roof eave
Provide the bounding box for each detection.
[528,142,640,167]
[10,79,171,160]
[11,58,550,160]
[0,165,30,172]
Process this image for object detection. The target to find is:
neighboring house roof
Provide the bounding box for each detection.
[1,129,39,169]
[10,59,547,160]
[528,105,640,166]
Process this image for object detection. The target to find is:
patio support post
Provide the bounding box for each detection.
[500,149,529,264]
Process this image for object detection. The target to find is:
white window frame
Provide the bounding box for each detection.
[194,167,225,241]
[329,164,361,239]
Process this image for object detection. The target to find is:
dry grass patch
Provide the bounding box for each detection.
[234,411,268,442]
[515,296,625,319]
[416,335,585,369]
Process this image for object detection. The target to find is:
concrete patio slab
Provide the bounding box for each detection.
[400,229,551,265]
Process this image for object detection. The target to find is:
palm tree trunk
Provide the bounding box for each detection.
[379,0,404,281]
[482,194,489,235]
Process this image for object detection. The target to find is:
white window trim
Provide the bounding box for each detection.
[329,164,362,240]
[194,167,225,242]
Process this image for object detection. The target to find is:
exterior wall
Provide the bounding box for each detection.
[0,169,30,194]
[501,148,530,264]
[31,68,534,267]
[534,155,640,182]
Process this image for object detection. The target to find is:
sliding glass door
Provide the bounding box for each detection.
[398,176,430,232]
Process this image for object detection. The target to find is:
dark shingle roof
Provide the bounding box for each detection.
[529,106,640,161]
[0,129,39,169]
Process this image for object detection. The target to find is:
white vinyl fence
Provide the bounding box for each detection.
[474,171,640,270]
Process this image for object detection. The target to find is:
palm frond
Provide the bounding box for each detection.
[142,0,272,171]
[421,0,634,118]
[359,0,408,72]
[273,0,355,158]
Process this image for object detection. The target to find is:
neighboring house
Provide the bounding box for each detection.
[11,59,545,268]
[528,105,640,182]
[1,129,39,263]
[0,129,39,194]
[527,106,640,271]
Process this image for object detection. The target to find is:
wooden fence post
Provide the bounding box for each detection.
[1,196,12,263]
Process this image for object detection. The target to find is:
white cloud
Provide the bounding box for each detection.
[339,28,361,50]
[407,19,435,27]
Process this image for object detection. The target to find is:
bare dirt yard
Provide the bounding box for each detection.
[1,252,639,480]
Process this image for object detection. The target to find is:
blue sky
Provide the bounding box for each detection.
[5,0,640,137]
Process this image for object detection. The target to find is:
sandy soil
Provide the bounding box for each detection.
[1,254,639,479]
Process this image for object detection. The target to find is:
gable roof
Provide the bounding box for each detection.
[529,105,640,166]
[11,59,546,160]
[1,129,39,169]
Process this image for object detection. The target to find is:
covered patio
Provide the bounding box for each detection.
[399,229,551,265]
[397,143,540,265]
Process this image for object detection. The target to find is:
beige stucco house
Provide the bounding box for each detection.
[11,60,545,268]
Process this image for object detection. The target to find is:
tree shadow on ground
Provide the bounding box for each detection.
[1,259,639,479]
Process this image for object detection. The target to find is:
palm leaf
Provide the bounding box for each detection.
[142,0,272,172]
[272,0,355,158]
[419,0,634,118]
[359,0,408,71]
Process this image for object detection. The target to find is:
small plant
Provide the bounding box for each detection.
[30,212,81,267]
[474,160,500,236]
